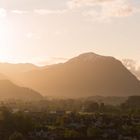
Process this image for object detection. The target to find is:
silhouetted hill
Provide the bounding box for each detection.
[0,63,38,78]
[0,73,8,80]
[18,52,140,97]
[0,80,42,101]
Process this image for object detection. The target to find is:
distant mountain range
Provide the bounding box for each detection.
[0,63,43,101]
[0,63,38,78]
[0,52,140,99]
[0,79,42,100]
[0,52,137,98]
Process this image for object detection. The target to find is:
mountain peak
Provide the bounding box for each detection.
[67,52,99,63]
[67,52,115,64]
[79,52,100,58]
[79,52,100,56]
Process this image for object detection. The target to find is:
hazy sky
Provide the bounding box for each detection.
[0,0,140,65]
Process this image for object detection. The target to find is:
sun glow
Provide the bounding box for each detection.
[0,19,16,62]
[0,20,7,57]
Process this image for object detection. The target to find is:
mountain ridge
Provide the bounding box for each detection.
[16,52,140,97]
[0,78,42,100]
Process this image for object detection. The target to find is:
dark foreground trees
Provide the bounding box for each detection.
[0,97,140,140]
[9,132,24,140]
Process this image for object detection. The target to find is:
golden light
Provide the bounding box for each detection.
[0,19,11,61]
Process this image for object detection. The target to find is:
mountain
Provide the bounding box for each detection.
[0,69,42,101]
[0,63,38,78]
[18,52,140,97]
[0,73,8,80]
[0,79,42,101]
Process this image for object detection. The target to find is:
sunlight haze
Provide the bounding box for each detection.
[0,0,140,64]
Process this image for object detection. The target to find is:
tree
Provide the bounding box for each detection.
[100,102,105,112]
[124,96,140,108]
[64,129,81,138]
[87,127,101,138]
[13,112,34,134]
[9,132,24,140]
[84,101,99,112]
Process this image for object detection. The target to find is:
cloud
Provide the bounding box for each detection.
[11,10,29,15]
[67,0,113,8]
[1,0,139,22]
[67,0,139,21]
[0,8,7,18]
[34,9,67,15]
[122,59,140,80]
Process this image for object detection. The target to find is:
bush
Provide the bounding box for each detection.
[9,132,24,140]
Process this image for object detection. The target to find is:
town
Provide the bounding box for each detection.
[0,96,140,140]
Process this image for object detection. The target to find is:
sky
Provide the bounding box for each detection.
[0,0,140,65]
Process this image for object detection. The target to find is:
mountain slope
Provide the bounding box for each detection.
[0,63,38,78]
[11,52,140,97]
[0,73,8,80]
[0,80,42,100]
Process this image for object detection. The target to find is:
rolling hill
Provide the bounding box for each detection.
[0,79,42,101]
